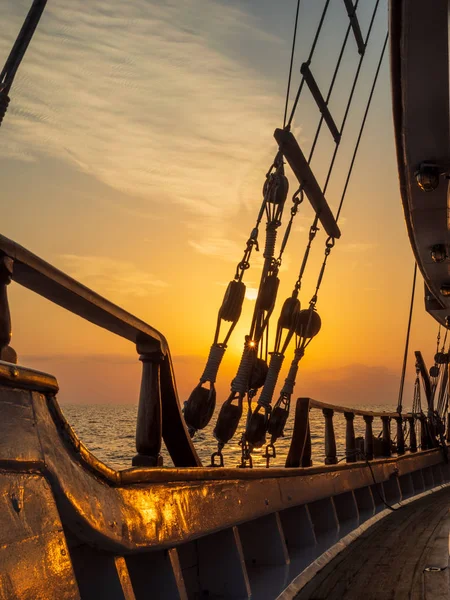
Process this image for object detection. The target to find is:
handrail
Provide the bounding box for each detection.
[0,234,168,351]
[0,233,201,467]
[286,397,427,468]
[308,398,413,419]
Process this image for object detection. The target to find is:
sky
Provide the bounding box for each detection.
[1,0,441,411]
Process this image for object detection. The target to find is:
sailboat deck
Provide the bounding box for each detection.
[295,485,450,600]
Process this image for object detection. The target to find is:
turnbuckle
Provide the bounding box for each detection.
[238,435,253,468]
[263,443,276,468]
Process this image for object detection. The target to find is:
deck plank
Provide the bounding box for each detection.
[296,486,450,599]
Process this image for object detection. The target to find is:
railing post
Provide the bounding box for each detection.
[363,415,374,460]
[396,416,405,455]
[302,421,312,467]
[286,398,311,468]
[133,340,164,467]
[323,408,337,464]
[0,255,16,364]
[420,414,428,450]
[381,416,391,457]
[409,416,417,452]
[344,411,356,463]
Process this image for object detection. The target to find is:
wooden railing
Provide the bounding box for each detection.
[0,234,200,467]
[286,397,431,468]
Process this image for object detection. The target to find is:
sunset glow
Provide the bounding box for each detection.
[2,0,439,410]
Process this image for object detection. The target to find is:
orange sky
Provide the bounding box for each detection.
[2,0,440,410]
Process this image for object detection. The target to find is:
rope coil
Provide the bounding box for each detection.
[263,226,278,260]
[258,352,285,407]
[201,344,226,384]
[232,344,256,394]
[281,347,304,396]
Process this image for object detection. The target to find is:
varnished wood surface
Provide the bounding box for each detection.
[296,486,450,599]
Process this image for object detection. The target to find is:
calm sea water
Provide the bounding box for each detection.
[61,403,396,470]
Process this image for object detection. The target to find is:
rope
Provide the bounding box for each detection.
[200,344,226,384]
[1,0,47,94]
[397,262,417,413]
[263,226,277,260]
[0,1,47,126]
[258,353,285,407]
[231,346,255,394]
[335,22,387,220]
[287,0,331,129]
[302,22,388,312]
[307,0,360,163]
[281,347,304,396]
[283,0,301,128]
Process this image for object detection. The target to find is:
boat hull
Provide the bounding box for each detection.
[1,362,449,599]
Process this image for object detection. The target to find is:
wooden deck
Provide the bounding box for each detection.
[296,486,450,599]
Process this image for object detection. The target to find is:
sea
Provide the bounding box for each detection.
[61,402,397,470]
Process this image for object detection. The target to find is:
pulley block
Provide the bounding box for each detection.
[214,395,243,445]
[267,405,289,442]
[435,352,449,364]
[278,296,300,330]
[259,274,280,311]
[246,405,269,448]
[263,172,289,205]
[296,308,322,339]
[429,365,440,378]
[219,280,246,322]
[184,384,216,431]
[249,357,269,390]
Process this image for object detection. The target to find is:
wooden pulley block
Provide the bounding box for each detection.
[267,405,289,441]
[184,384,216,431]
[259,274,280,311]
[214,396,243,445]
[296,308,322,338]
[249,357,268,390]
[278,296,300,330]
[429,365,440,378]
[246,406,269,448]
[269,173,289,205]
[434,352,449,364]
[219,280,246,322]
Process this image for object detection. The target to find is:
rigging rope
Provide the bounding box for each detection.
[283,0,301,129]
[286,0,332,129]
[0,0,47,125]
[396,262,417,413]
[263,19,389,457]
[205,0,387,465]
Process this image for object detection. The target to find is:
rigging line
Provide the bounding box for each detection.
[279,0,362,273]
[397,262,418,414]
[287,0,331,129]
[0,0,47,93]
[290,4,383,304]
[307,0,360,164]
[322,0,381,199]
[283,0,301,129]
[305,28,387,310]
[335,28,387,221]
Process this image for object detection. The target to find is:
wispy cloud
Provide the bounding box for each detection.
[2,0,282,228]
[61,254,167,297]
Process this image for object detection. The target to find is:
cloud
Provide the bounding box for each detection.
[61,254,167,297]
[1,0,281,226]
[188,237,243,261]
